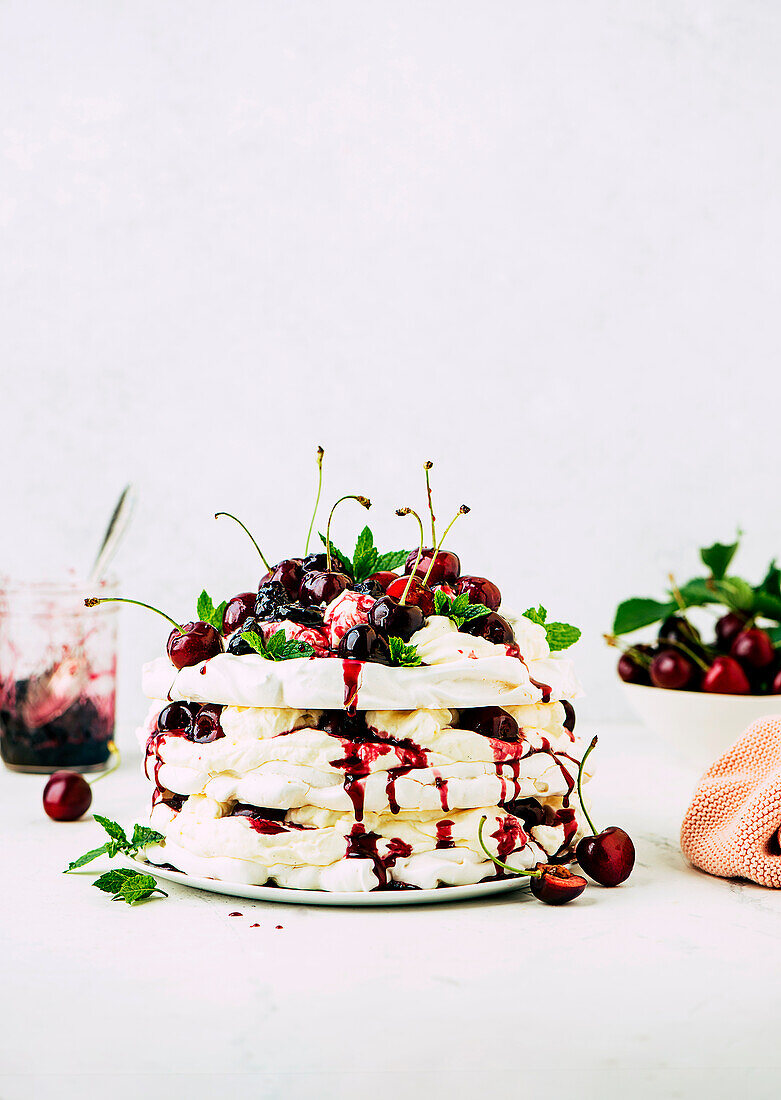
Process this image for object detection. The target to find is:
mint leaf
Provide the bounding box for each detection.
[375,550,409,571]
[93,815,129,847]
[612,598,676,635]
[700,538,740,580]
[64,844,110,873]
[318,533,353,576]
[524,606,580,650]
[545,622,582,651]
[674,578,718,607]
[130,825,164,853]
[434,590,450,616]
[241,628,314,661]
[196,590,227,631]
[388,636,422,667]
[758,560,781,601]
[351,526,379,582]
[434,590,490,630]
[715,576,754,613]
[93,869,167,905]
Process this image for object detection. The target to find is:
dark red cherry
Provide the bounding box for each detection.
[157,701,199,733]
[222,593,256,635]
[461,612,515,645]
[455,575,501,612]
[190,704,225,744]
[337,624,391,663]
[368,596,424,641]
[405,548,461,585]
[43,770,93,821]
[302,553,329,573]
[367,571,399,591]
[702,655,750,694]
[386,576,435,617]
[649,648,693,690]
[715,611,749,650]
[457,706,519,743]
[299,571,351,607]
[167,622,224,669]
[730,628,775,671]
[658,614,702,649]
[529,864,587,905]
[576,826,635,886]
[771,668,781,694]
[503,797,548,830]
[269,558,304,598]
[618,647,653,685]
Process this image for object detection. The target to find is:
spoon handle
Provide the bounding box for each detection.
[88,484,137,583]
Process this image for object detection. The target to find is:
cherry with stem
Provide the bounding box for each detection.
[423,460,436,546]
[85,596,223,669]
[214,512,272,572]
[395,507,424,605]
[420,505,470,588]
[324,494,371,573]
[574,736,635,886]
[43,743,122,822]
[304,445,325,556]
[477,816,587,905]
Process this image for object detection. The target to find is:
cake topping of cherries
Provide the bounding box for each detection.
[84,454,581,674]
[611,535,781,695]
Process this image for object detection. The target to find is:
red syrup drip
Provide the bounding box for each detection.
[346,824,413,890]
[529,677,552,703]
[342,659,362,715]
[490,814,528,862]
[434,776,449,811]
[328,716,428,822]
[436,820,454,849]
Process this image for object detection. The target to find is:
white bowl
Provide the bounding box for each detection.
[621,681,781,772]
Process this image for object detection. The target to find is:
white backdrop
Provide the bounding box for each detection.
[2,1,780,732]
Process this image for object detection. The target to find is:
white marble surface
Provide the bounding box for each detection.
[2,721,781,1099]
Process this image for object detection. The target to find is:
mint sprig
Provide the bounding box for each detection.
[241,628,315,661]
[433,589,491,629]
[319,527,408,582]
[65,817,166,906]
[522,605,581,652]
[65,816,164,872]
[93,868,168,905]
[387,636,422,666]
[197,589,227,631]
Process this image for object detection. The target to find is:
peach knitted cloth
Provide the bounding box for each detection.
[680,716,781,888]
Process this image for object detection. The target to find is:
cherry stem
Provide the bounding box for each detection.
[87,742,122,785]
[421,505,470,588]
[576,736,599,837]
[85,597,182,633]
[664,637,710,672]
[423,460,436,546]
[603,634,653,669]
[395,508,424,605]
[304,445,325,556]
[215,513,272,571]
[477,816,542,879]
[668,573,688,614]
[325,494,371,573]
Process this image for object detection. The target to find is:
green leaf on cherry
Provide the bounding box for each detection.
[319,529,408,583]
[241,628,315,661]
[197,589,227,631]
[387,636,422,667]
[612,598,677,635]
[700,537,740,580]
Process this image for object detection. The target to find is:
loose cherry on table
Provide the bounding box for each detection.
[43,770,93,821]
[574,737,635,887]
[649,648,694,690]
[85,597,224,669]
[730,628,775,671]
[701,655,750,694]
[455,575,502,612]
[476,817,587,905]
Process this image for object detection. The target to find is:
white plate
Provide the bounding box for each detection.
[127,855,530,907]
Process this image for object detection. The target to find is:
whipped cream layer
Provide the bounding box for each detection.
[142,613,581,711]
[143,703,585,818]
[146,795,569,891]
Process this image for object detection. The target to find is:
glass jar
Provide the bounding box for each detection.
[0,577,119,773]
